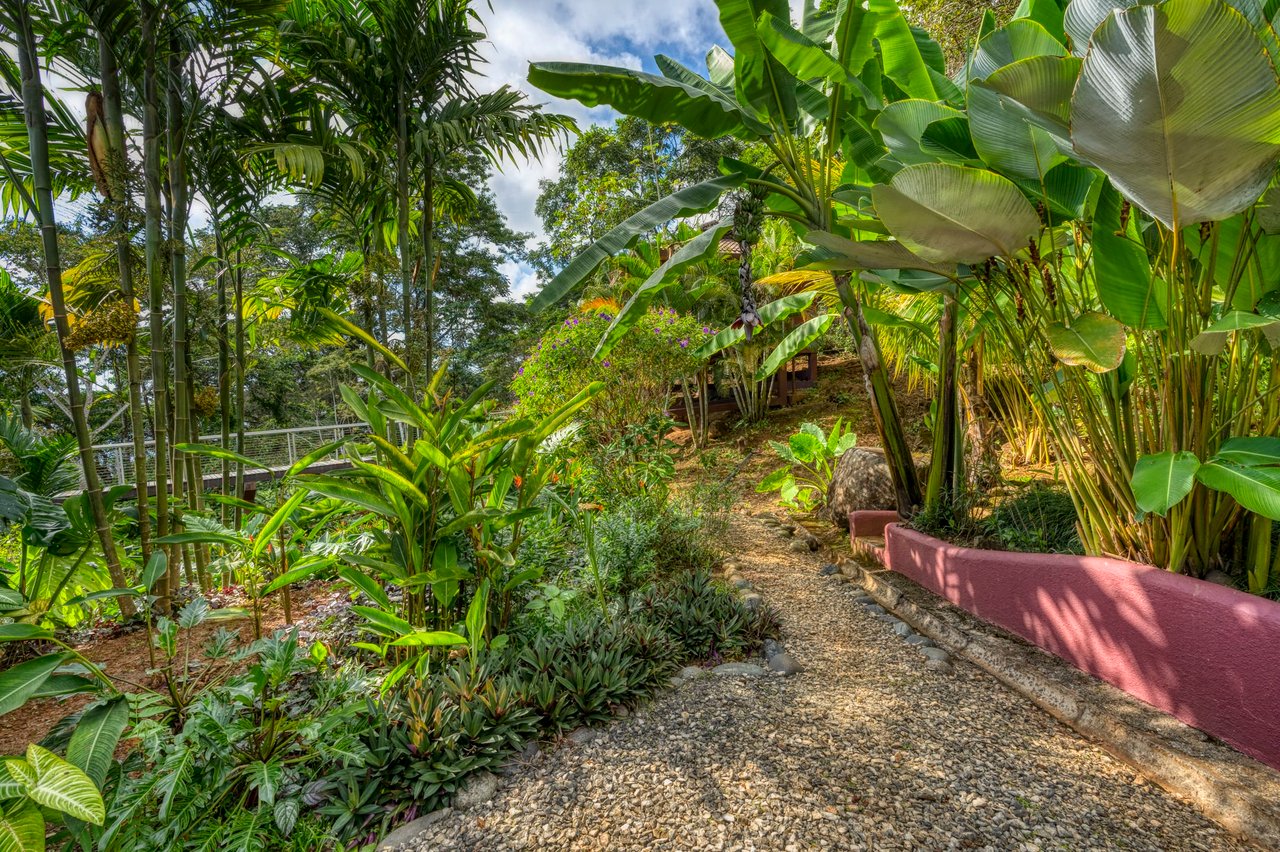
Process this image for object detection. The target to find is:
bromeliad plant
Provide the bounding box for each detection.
[297,364,601,684]
[758,419,858,511]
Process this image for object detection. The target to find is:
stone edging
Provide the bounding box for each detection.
[837,557,1280,850]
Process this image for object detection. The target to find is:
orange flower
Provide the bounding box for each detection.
[514,476,523,488]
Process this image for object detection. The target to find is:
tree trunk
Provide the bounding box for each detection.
[15,6,135,616]
[98,36,152,566]
[216,231,231,525]
[142,2,173,612]
[234,251,247,530]
[925,293,960,513]
[421,161,435,378]
[395,90,415,388]
[832,273,923,516]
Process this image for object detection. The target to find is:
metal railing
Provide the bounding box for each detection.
[87,422,372,489]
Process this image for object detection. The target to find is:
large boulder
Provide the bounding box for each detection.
[826,447,899,528]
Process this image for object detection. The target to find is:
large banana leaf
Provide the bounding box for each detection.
[1131,451,1201,515]
[530,173,743,312]
[968,55,1079,179]
[755,314,834,379]
[871,163,1042,263]
[595,222,732,359]
[1071,0,1280,228]
[874,100,967,167]
[1013,0,1070,44]
[870,0,937,99]
[969,19,1067,81]
[717,0,799,127]
[527,62,751,139]
[1064,0,1147,55]
[1092,182,1167,328]
[802,230,952,274]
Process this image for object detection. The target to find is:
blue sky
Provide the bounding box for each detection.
[476,0,742,297]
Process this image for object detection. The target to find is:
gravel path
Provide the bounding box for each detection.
[401,514,1250,851]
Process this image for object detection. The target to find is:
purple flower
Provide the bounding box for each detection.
[702,326,711,334]
[679,338,689,348]
[602,360,611,368]
[517,367,524,375]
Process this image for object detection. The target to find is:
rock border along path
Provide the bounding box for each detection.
[397,514,1250,851]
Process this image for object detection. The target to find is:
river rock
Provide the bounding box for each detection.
[453,772,498,810]
[712,662,766,677]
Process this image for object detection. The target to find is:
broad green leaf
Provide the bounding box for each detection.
[757,467,792,492]
[317,308,408,373]
[527,62,752,138]
[870,0,937,99]
[1071,0,1280,228]
[0,653,67,717]
[0,800,43,852]
[969,19,1067,81]
[21,744,105,824]
[251,490,309,559]
[875,100,966,166]
[1197,460,1280,520]
[1215,436,1280,467]
[1093,182,1166,329]
[872,163,1042,263]
[802,230,950,273]
[141,551,167,593]
[968,55,1079,179]
[755,314,834,380]
[0,625,52,643]
[304,476,398,519]
[154,531,243,548]
[67,697,129,787]
[1045,312,1127,372]
[1013,0,1069,43]
[262,557,331,594]
[1131,451,1201,515]
[717,0,799,127]
[595,222,732,359]
[387,630,466,648]
[173,443,265,472]
[1064,0,1146,55]
[336,567,392,610]
[351,606,413,638]
[530,174,743,311]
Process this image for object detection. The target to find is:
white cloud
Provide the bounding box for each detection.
[474,1,726,297]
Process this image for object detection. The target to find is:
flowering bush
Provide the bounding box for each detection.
[512,307,709,434]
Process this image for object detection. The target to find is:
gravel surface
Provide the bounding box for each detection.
[399,514,1250,851]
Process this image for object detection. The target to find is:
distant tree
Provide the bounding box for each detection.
[532,117,745,277]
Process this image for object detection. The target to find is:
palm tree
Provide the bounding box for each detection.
[1,0,135,612]
[279,0,573,385]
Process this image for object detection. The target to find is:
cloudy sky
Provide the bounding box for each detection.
[474,0,737,298]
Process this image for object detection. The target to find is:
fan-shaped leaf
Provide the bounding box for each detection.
[1046,312,1127,372]
[1071,0,1280,228]
[872,163,1042,263]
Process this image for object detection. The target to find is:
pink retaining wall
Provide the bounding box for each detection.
[883,524,1280,771]
[848,510,901,538]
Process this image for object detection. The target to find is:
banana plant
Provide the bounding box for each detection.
[526,0,965,515]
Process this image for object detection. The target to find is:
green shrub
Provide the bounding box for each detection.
[986,485,1084,555]
[511,308,707,435]
[758,419,858,511]
[632,571,779,661]
[101,632,377,851]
